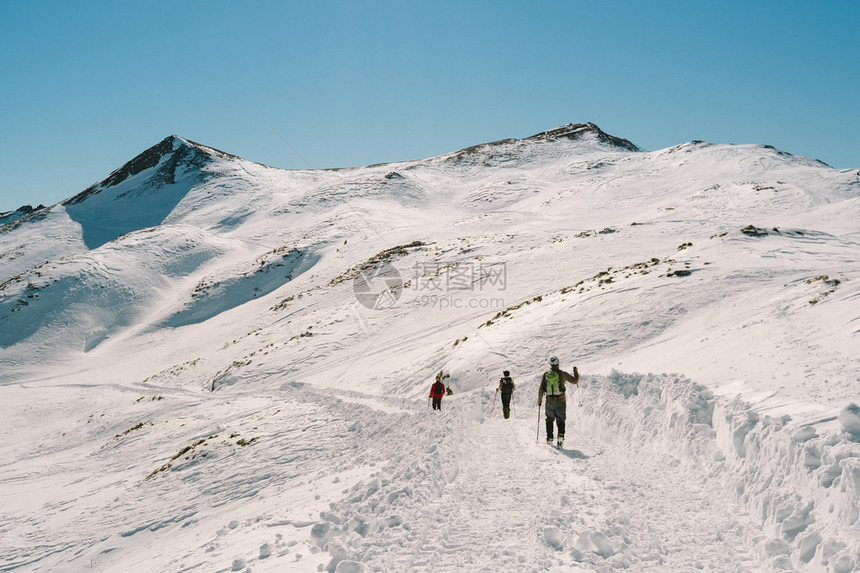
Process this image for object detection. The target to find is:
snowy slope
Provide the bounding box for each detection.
[1,123,858,572]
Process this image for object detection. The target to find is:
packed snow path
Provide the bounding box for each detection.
[320,392,766,572]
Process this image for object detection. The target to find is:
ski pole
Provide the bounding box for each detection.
[536,401,542,443]
[567,427,587,442]
[493,388,498,415]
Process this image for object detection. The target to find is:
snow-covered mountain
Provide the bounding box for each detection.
[1,123,858,572]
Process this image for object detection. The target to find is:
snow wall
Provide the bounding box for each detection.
[576,372,860,573]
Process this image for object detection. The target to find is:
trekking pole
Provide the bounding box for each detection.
[536,402,542,443]
[493,388,498,416]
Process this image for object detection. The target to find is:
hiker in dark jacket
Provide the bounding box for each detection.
[537,356,579,447]
[497,370,516,419]
[429,373,446,410]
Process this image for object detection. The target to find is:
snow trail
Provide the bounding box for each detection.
[312,387,771,572]
[565,428,762,571]
[377,414,552,571]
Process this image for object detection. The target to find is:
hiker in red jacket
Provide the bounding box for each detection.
[429,373,446,410]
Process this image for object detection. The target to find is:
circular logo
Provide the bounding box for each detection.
[353,262,403,310]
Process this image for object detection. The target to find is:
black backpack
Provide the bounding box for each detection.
[499,376,514,393]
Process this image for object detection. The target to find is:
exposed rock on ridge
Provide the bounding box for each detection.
[526,122,640,151]
[63,136,225,207]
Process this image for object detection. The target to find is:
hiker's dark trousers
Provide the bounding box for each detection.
[432,397,442,410]
[545,400,566,439]
[501,393,512,419]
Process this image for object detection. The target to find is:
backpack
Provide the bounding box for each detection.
[545,370,564,395]
[433,381,445,395]
[499,377,514,394]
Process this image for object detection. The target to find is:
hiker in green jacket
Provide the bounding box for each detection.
[537,356,579,447]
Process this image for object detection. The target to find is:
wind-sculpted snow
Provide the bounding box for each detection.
[0,254,148,352]
[0,226,232,355]
[160,247,317,329]
[0,208,88,280]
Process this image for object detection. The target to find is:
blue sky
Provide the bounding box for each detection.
[1,1,858,212]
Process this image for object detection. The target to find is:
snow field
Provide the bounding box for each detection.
[2,127,859,571]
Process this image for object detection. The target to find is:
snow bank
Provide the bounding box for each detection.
[304,407,464,571]
[578,371,718,465]
[574,371,860,572]
[714,399,860,572]
[839,404,860,440]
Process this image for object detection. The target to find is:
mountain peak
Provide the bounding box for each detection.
[57,135,240,248]
[63,136,209,207]
[526,123,640,151]
[62,135,243,209]
[443,122,639,166]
